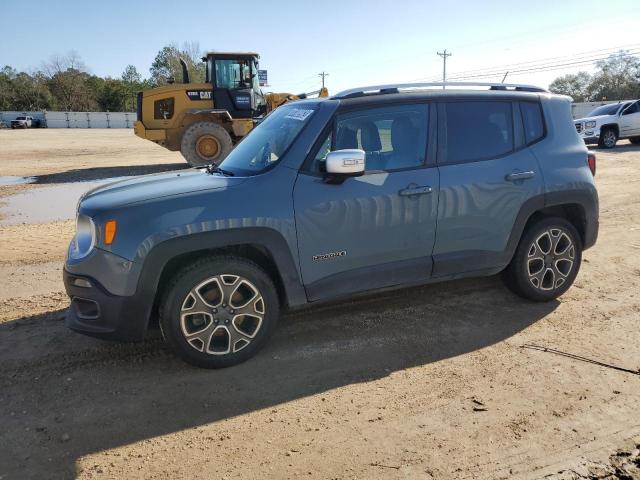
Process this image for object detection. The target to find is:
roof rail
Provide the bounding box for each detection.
[333,82,548,99]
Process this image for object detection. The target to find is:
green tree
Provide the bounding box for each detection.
[0,66,17,110]
[586,51,640,101]
[121,65,145,111]
[149,42,205,86]
[549,50,640,101]
[548,72,592,102]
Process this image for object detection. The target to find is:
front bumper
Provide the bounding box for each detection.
[575,124,599,144]
[64,248,149,341]
[64,269,150,341]
[133,121,166,141]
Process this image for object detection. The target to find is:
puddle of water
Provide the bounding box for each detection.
[0,177,126,226]
[0,176,36,186]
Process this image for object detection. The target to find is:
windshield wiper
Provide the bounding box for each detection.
[205,164,235,176]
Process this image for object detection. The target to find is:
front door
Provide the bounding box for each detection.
[293,103,439,301]
[620,101,640,137]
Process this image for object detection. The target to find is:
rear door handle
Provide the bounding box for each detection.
[505,171,535,182]
[399,185,433,196]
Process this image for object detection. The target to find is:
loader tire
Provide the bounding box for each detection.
[181,122,233,167]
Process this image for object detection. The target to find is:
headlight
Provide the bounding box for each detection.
[585,121,597,129]
[69,214,96,260]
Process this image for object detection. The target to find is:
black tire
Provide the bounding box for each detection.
[180,122,233,167]
[159,256,279,368]
[503,217,582,302]
[598,127,618,149]
[630,136,640,145]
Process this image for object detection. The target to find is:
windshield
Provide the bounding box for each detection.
[16,116,26,120]
[587,103,625,117]
[214,59,252,89]
[219,104,317,176]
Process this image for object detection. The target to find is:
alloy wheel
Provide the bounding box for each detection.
[603,130,616,148]
[526,228,575,291]
[180,274,265,355]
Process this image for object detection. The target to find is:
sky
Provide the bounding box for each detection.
[2,0,639,95]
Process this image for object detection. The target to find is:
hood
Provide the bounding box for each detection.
[80,169,246,214]
[575,114,615,123]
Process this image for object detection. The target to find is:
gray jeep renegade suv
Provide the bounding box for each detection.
[64,82,599,368]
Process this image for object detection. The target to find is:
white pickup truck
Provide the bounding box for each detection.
[574,100,640,148]
[10,116,34,129]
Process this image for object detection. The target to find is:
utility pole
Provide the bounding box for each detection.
[318,71,329,88]
[437,50,452,89]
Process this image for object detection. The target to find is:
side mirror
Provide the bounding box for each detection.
[324,149,365,182]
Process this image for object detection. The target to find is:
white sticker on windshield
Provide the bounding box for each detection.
[285,109,314,121]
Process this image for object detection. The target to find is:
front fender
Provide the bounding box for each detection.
[136,227,307,309]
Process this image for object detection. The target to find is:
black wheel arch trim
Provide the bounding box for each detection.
[134,227,307,331]
[600,123,619,136]
[505,188,598,266]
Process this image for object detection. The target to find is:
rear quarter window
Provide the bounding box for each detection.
[443,101,514,163]
[520,101,545,144]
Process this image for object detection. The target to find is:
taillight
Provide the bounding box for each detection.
[587,151,596,176]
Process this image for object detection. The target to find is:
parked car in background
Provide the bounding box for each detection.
[574,100,640,148]
[63,82,599,368]
[10,116,33,129]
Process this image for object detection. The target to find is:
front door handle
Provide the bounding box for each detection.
[399,185,433,196]
[505,171,535,182]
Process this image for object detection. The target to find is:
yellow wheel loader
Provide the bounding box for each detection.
[133,52,328,166]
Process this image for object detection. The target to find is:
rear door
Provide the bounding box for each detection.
[432,99,545,277]
[293,102,439,301]
[620,101,640,137]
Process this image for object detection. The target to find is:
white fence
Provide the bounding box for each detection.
[1,111,136,128]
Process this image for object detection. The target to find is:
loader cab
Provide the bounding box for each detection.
[204,52,266,118]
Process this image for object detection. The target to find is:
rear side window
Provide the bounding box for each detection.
[443,102,513,163]
[520,101,545,144]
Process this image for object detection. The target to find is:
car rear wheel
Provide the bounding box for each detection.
[503,217,582,302]
[630,136,640,145]
[598,127,618,149]
[180,122,233,168]
[159,256,279,368]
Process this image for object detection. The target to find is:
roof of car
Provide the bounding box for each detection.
[329,82,551,106]
[333,88,546,108]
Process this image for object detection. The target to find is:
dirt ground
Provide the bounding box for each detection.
[0,129,639,480]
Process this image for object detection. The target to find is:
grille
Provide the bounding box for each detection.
[575,122,583,133]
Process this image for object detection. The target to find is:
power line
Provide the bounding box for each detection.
[446,51,640,81]
[441,43,640,78]
[417,49,640,83]
[408,44,640,83]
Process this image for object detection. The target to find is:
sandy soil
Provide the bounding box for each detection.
[0,130,639,480]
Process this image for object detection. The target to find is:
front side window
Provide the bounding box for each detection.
[219,104,317,176]
[314,104,429,172]
[444,101,513,163]
[214,59,252,89]
[622,102,639,115]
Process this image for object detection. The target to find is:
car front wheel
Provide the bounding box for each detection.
[598,127,618,149]
[159,256,279,368]
[504,217,582,302]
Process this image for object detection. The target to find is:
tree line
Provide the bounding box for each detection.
[548,51,640,102]
[0,42,205,112]
[3,46,638,112]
